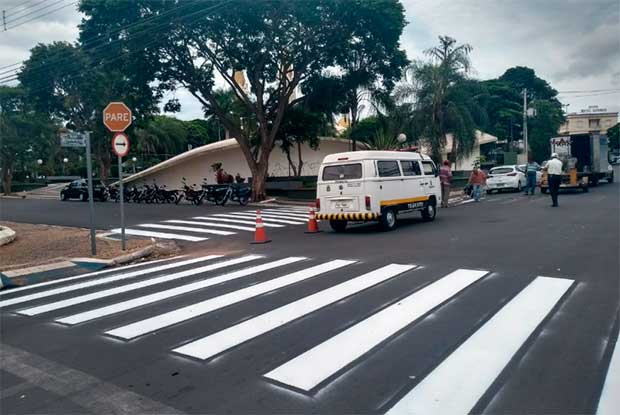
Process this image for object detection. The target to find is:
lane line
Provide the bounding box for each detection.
[385,276,574,415]
[18,256,261,316]
[213,213,304,225]
[0,256,218,308]
[56,257,306,325]
[136,223,235,236]
[174,263,416,361]
[597,330,620,415]
[164,220,255,232]
[105,259,356,340]
[264,269,488,391]
[0,257,177,297]
[259,209,309,217]
[109,228,207,242]
[193,216,284,228]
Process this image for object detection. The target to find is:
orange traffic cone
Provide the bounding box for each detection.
[305,208,321,234]
[251,210,271,244]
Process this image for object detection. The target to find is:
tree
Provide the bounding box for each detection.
[608,123,619,150]
[19,41,159,182]
[0,86,54,194]
[396,36,486,162]
[78,0,409,200]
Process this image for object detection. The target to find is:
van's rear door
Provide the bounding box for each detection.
[318,162,365,212]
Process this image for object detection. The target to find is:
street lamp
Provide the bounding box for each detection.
[132,156,137,174]
[62,157,68,176]
[36,159,43,180]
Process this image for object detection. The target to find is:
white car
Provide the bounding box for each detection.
[486,165,527,193]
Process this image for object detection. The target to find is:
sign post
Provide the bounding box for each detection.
[103,102,132,251]
[60,129,96,255]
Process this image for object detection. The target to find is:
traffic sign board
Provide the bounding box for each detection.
[103,102,132,132]
[59,130,87,147]
[112,133,130,158]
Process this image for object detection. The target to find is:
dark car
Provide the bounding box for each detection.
[60,179,108,201]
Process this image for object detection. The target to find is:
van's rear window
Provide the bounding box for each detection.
[322,163,362,180]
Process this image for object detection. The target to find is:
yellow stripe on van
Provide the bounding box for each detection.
[380,196,429,207]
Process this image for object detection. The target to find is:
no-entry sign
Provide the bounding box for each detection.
[112,133,130,158]
[103,102,132,132]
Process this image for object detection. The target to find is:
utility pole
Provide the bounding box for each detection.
[2,10,6,31]
[522,88,528,161]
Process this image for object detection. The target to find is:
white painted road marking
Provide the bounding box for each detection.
[232,212,308,221]
[213,213,304,225]
[56,257,305,325]
[0,256,217,308]
[18,256,260,316]
[164,220,255,232]
[258,210,309,218]
[110,228,207,242]
[264,268,488,391]
[597,330,620,415]
[136,223,235,236]
[0,257,177,297]
[385,276,574,415]
[173,263,416,361]
[193,216,284,228]
[105,259,356,340]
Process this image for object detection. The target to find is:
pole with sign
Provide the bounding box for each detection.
[103,102,132,251]
[59,129,97,255]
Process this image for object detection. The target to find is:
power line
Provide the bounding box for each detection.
[0,0,203,79]
[3,0,52,19]
[1,0,234,96]
[564,91,620,99]
[558,88,620,94]
[0,61,23,71]
[4,1,76,32]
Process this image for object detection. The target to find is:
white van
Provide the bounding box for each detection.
[316,151,442,232]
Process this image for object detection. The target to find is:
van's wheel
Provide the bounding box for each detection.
[329,220,347,232]
[379,208,397,231]
[421,200,437,222]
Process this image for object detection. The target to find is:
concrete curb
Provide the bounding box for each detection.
[0,226,17,246]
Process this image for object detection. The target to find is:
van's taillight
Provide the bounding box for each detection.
[507,172,517,176]
[365,196,371,210]
[315,198,321,211]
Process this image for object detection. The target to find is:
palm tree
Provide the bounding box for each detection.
[395,36,486,163]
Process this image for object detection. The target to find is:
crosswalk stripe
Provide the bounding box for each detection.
[597,330,620,415]
[193,216,284,228]
[0,256,219,308]
[136,223,236,236]
[214,213,304,225]
[259,209,309,217]
[18,256,261,316]
[385,276,574,415]
[230,212,306,222]
[0,257,178,297]
[235,211,308,221]
[105,259,356,340]
[164,220,255,232]
[110,228,207,242]
[173,263,416,361]
[264,268,488,391]
[56,257,306,325]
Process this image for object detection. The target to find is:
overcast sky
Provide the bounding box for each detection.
[1,0,618,120]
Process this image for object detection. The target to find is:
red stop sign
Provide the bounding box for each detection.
[103,102,132,132]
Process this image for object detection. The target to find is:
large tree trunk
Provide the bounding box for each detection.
[97,151,111,184]
[1,160,12,195]
[250,162,269,201]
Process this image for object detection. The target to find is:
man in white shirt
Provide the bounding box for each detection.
[545,153,564,207]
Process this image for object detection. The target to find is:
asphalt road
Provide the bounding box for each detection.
[1,174,618,414]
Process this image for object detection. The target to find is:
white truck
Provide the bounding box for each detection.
[315,151,441,232]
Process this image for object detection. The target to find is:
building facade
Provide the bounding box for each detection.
[558,106,618,135]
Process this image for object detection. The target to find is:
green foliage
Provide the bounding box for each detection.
[608,123,619,150]
[78,0,409,200]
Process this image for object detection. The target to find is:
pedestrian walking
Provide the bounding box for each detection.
[439,160,452,208]
[468,165,487,202]
[545,153,563,207]
[524,158,539,196]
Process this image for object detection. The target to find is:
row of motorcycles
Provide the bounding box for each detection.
[107,178,251,206]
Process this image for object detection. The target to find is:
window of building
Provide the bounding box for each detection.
[589,119,601,129]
